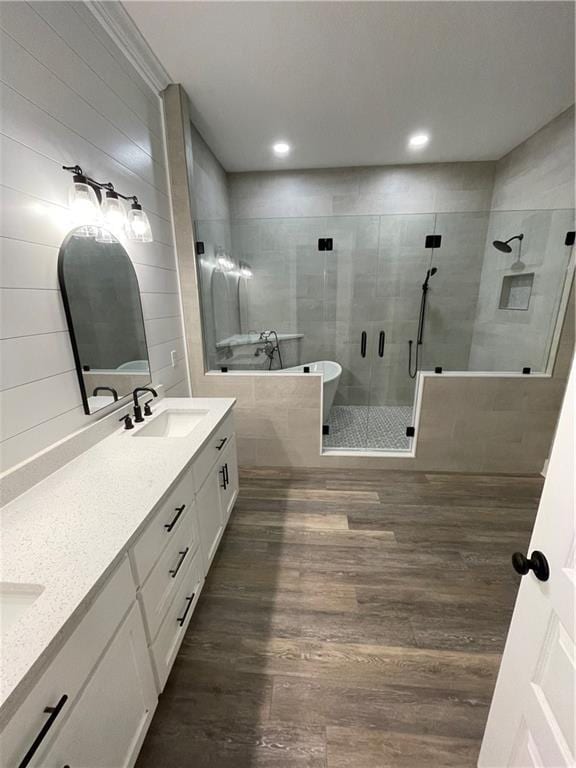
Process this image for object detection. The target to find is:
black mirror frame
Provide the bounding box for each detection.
[57,227,151,415]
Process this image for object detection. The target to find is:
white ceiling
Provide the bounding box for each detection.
[125,1,575,172]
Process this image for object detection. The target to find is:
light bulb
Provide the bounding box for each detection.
[273,141,291,157]
[239,263,253,279]
[68,173,101,225]
[101,190,127,233]
[408,132,430,149]
[127,202,153,243]
[217,256,235,271]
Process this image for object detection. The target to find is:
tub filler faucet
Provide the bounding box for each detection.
[254,330,283,370]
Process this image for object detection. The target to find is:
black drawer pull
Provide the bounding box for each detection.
[169,547,189,578]
[216,437,227,451]
[378,331,385,358]
[224,463,229,486]
[360,331,367,358]
[177,594,195,626]
[220,466,227,490]
[164,504,185,532]
[18,694,68,768]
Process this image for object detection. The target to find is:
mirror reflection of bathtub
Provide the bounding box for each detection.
[282,361,342,423]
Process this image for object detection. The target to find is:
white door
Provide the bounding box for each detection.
[479,360,575,768]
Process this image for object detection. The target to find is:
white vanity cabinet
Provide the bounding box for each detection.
[0,559,156,768]
[38,603,157,768]
[1,404,238,768]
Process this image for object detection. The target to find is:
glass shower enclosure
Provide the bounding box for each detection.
[195,208,575,453]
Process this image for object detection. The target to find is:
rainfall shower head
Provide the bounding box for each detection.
[492,234,524,253]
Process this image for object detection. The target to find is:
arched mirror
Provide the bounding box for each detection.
[58,226,151,415]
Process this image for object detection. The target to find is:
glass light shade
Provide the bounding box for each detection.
[101,192,127,233]
[68,178,101,226]
[127,205,153,243]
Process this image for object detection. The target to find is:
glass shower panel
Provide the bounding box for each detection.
[365,214,436,451]
[421,211,490,373]
[468,209,574,373]
[322,216,380,451]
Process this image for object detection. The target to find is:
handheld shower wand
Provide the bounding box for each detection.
[408,267,438,379]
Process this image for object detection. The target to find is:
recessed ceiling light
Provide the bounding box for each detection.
[272,141,291,157]
[408,132,430,149]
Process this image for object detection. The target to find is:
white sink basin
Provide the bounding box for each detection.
[0,583,44,634]
[132,409,209,438]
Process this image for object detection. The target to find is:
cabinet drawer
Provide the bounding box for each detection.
[192,412,234,491]
[38,603,157,768]
[130,469,195,587]
[138,503,200,642]
[150,547,204,692]
[0,557,134,768]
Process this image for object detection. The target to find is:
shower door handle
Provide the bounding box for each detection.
[378,331,385,358]
[360,331,367,358]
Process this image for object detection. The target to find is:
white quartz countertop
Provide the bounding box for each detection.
[0,397,235,724]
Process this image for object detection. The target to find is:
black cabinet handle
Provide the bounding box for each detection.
[512,550,550,582]
[220,466,227,490]
[224,463,229,486]
[177,594,195,626]
[216,437,227,451]
[164,504,185,532]
[169,547,189,578]
[18,694,68,768]
[360,331,367,358]
[378,331,385,358]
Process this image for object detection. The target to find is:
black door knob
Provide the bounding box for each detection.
[512,550,550,582]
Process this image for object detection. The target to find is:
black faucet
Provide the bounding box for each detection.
[132,387,158,422]
[93,386,118,401]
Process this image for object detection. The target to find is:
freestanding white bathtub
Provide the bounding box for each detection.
[283,360,342,423]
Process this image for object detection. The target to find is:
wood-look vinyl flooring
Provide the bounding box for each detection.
[136,467,542,768]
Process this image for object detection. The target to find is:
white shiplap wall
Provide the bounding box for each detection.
[0,1,189,473]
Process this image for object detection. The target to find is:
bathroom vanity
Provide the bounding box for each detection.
[0,397,238,767]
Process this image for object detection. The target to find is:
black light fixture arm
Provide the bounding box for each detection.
[62,165,139,205]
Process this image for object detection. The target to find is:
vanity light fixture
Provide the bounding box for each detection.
[217,255,235,271]
[63,165,153,242]
[239,262,253,279]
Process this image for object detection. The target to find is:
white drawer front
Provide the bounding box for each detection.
[150,547,204,692]
[0,557,134,768]
[130,469,195,587]
[192,412,235,492]
[138,503,200,642]
[38,603,157,768]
